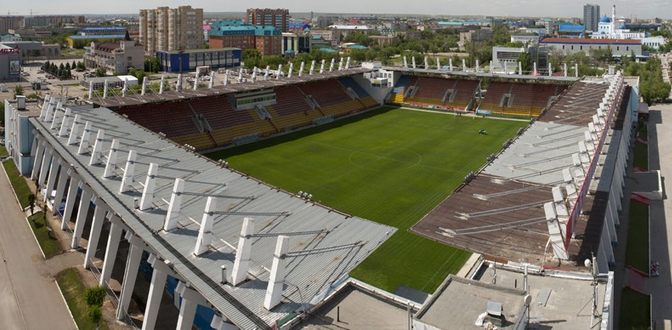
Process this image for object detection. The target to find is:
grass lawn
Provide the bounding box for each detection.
[2,159,33,208]
[626,201,649,273]
[208,107,526,293]
[56,268,108,330]
[27,212,62,258]
[633,142,648,170]
[0,145,8,158]
[619,287,650,330]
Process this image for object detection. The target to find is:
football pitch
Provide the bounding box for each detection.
[207,107,527,293]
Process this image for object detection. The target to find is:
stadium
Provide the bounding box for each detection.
[3,57,638,329]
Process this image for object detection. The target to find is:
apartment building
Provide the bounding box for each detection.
[139,6,204,55]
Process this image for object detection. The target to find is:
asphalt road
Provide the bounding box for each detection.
[0,168,76,330]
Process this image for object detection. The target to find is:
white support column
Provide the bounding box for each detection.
[103,79,109,99]
[119,150,137,193]
[116,234,144,320]
[264,235,289,310]
[518,61,523,75]
[533,62,538,76]
[176,287,201,330]
[31,140,45,180]
[476,59,480,72]
[449,58,453,71]
[88,81,93,100]
[71,188,93,249]
[99,218,123,287]
[58,108,72,137]
[338,57,344,71]
[209,72,216,89]
[329,58,335,72]
[103,139,120,178]
[192,72,199,91]
[38,149,53,186]
[548,62,552,77]
[139,163,158,211]
[309,60,315,75]
[436,57,440,70]
[423,56,428,70]
[164,178,185,231]
[50,106,63,130]
[141,77,148,96]
[67,114,82,145]
[89,129,105,166]
[223,72,229,85]
[319,59,325,74]
[159,75,165,94]
[84,201,108,268]
[52,167,70,214]
[44,156,60,202]
[563,63,568,77]
[231,217,255,286]
[402,56,408,68]
[61,177,81,230]
[287,62,294,78]
[142,255,170,330]
[276,64,282,79]
[462,58,466,71]
[77,121,93,154]
[298,61,305,77]
[194,197,216,256]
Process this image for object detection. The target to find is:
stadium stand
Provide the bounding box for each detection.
[479,81,567,117]
[407,77,479,110]
[298,79,373,117]
[267,85,321,131]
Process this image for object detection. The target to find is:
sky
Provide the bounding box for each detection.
[4,0,671,19]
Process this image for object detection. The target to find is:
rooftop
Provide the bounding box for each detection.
[31,104,395,329]
[540,37,641,45]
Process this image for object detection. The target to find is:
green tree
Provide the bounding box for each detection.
[518,52,532,73]
[14,85,23,97]
[95,68,107,77]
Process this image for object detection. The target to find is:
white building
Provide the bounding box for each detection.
[540,37,642,57]
[83,39,144,74]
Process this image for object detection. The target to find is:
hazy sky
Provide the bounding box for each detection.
[4,0,671,19]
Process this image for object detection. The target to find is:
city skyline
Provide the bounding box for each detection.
[2,0,670,19]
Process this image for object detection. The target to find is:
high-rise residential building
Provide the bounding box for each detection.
[246,8,289,33]
[583,4,600,32]
[139,6,204,55]
[0,16,24,34]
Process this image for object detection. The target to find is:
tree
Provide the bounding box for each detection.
[518,52,532,73]
[14,85,23,97]
[95,68,107,77]
[144,57,161,73]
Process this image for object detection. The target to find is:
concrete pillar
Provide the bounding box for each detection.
[99,218,123,287]
[533,62,538,76]
[194,197,216,256]
[208,72,215,89]
[164,178,185,231]
[319,59,325,74]
[61,177,80,230]
[38,149,53,186]
[71,188,93,249]
[192,72,199,91]
[103,139,120,178]
[402,56,408,68]
[77,121,93,154]
[518,61,523,75]
[449,58,453,71]
[563,63,568,77]
[141,255,170,330]
[176,288,200,330]
[52,167,70,214]
[84,202,108,268]
[116,234,144,320]
[329,58,335,72]
[309,60,315,75]
[288,62,294,78]
[338,57,344,71]
[436,57,440,70]
[67,114,82,145]
[423,56,428,70]
[264,235,289,310]
[119,150,137,193]
[276,64,282,79]
[44,156,60,202]
[462,58,466,71]
[231,217,255,286]
[88,81,93,100]
[139,163,158,210]
[548,62,552,77]
[298,61,305,77]
[476,60,480,72]
[31,140,45,180]
[58,108,72,137]
[89,129,105,166]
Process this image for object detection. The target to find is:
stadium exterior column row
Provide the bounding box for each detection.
[28,128,201,330]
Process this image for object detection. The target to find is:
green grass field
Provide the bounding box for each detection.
[3,159,33,208]
[56,268,109,330]
[208,107,526,293]
[28,212,62,259]
[619,288,650,330]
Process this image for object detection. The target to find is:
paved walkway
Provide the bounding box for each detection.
[0,166,76,330]
[649,105,672,326]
